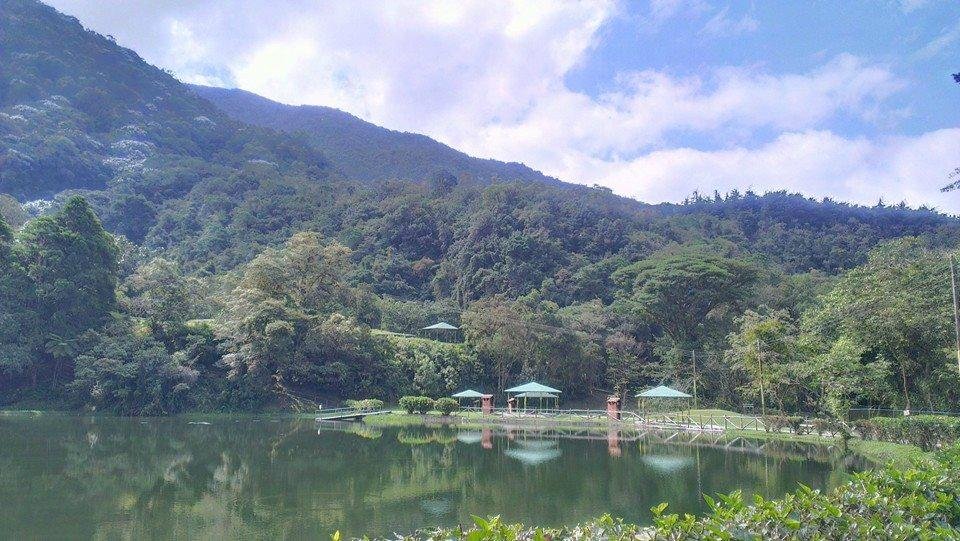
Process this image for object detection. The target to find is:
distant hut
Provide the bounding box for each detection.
[421,321,460,342]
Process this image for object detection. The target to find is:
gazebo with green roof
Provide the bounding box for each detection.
[451,389,484,406]
[421,321,460,342]
[636,385,692,414]
[505,381,561,411]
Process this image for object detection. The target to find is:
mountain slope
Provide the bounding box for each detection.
[3,0,960,302]
[190,85,559,185]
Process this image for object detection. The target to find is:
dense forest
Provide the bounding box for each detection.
[1,0,959,415]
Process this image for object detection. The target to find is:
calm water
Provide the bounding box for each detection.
[0,415,864,539]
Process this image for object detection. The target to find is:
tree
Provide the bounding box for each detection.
[724,308,805,413]
[68,320,198,415]
[8,196,118,389]
[604,332,648,400]
[802,238,957,411]
[798,336,890,419]
[614,249,758,353]
[217,232,390,402]
[122,258,198,343]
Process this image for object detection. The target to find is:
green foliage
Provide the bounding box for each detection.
[725,308,805,413]
[434,397,459,416]
[802,238,959,411]
[855,415,960,452]
[615,248,758,344]
[383,335,483,399]
[399,396,435,414]
[68,320,197,415]
[345,398,384,411]
[0,194,28,229]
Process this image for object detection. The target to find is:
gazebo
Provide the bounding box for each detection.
[636,385,692,414]
[505,382,562,411]
[451,389,484,407]
[421,321,459,342]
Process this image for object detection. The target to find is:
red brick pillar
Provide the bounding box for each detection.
[481,394,493,414]
[607,396,621,421]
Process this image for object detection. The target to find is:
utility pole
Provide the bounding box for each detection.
[757,337,766,417]
[951,255,960,376]
[691,349,699,409]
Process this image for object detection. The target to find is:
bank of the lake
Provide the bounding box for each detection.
[364,410,929,468]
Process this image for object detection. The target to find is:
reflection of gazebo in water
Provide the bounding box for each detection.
[456,430,484,444]
[505,382,561,411]
[504,438,562,465]
[636,385,692,414]
[421,321,459,342]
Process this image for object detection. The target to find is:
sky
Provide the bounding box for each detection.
[49,0,960,211]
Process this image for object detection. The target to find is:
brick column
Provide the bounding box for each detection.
[606,396,621,421]
[481,394,493,414]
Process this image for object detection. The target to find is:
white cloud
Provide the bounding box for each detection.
[561,129,960,212]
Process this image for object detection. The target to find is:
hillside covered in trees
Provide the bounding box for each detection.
[2,0,959,416]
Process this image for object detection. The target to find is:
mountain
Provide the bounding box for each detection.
[2,0,959,296]
[189,85,558,185]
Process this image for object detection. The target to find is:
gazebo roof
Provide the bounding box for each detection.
[505,381,562,394]
[636,385,692,398]
[451,389,485,398]
[515,391,558,399]
[422,322,459,330]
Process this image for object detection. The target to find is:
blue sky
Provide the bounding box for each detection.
[49,0,960,211]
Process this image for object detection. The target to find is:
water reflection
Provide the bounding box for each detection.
[0,415,863,539]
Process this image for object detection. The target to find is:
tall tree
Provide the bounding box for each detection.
[614,248,758,346]
[9,196,119,389]
[724,308,805,413]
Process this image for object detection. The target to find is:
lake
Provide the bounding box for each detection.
[0,415,864,538]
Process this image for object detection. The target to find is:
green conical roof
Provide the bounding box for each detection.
[636,385,691,398]
[505,381,562,394]
[422,322,458,330]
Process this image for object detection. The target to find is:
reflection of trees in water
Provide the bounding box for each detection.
[0,418,858,538]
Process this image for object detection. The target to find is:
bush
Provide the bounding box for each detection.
[345,398,384,411]
[435,397,459,416]
[855,415,960,451]
[763,415,790,433]
[810,417,844,436]
[399,395,435,414]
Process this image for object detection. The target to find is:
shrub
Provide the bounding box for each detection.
[399,395,435,414]
[435,397,459,416]
[345,398,384,411]
[810,417,844,436]
[855,415,960,451]
[786,416,806,435]
[763,415,790,433]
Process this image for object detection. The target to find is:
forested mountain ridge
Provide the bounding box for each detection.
[2,0,960,416]
[190,85,559,186]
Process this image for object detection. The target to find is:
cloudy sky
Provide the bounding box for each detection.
[50,0,960,211]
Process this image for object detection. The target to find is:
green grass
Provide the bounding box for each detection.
[848,439,932,468]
